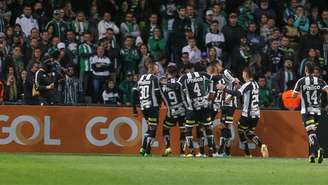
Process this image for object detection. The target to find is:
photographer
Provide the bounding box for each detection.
[34,59,57,105]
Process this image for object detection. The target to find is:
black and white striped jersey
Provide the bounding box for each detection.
[293,75,328,115]
[159,77,186,118]
[238,80,260,118]
[177,72,214,111]
[136,74,161,110]
[211,74,225,111]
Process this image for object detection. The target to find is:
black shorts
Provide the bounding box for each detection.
[210,109,219,121]
[185,109,212,127]
[164,116,185,128]
[301,114,320,131]
[142,108,160,126]
[238,116,259,131]
[221,106,235,125]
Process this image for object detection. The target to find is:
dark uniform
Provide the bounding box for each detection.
[293,75,328,159]
[159,77,186,153]
[133,73,161,155]
[224,80,262,156]
[177,72,215,156]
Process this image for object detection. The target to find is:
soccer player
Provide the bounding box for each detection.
[177,68,216,157]
[217,68,268,158]
[292,63,328,163]
[132,63,161,156]
[159,65,187,156]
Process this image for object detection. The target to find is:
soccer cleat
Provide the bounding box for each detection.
[185,153,194,158]
[195,153,206,158]
[245,154,253,158]
[143,153,151,157]
[212,152,220,158]
[261,144,269,158]
[139,148,146,156]
[162,147,172,157]
[317,148,324,164]
[309,155,315,163]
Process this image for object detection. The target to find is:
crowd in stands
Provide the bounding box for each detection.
[0,0,327,109]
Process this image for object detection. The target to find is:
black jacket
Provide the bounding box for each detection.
[35,69,56,100]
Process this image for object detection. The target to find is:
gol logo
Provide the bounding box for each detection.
[85,116,142,147]
[0,115,60,145]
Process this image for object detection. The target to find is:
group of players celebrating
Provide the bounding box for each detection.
[133,61,328,163]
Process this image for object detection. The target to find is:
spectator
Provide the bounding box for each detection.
[178,52,190,70]
[222,12,244,66]
[78,32,95,101]
[141,13,160,43]
[205,20,225,58]
[206,47,221,64]
[0,1,11,33]
[138,44,152,75]
[65,30,79,65]
[230,36,251,77]
[24,62,39,105]
[119,71,136,105]
[283,0,297,23]
[299,23,323,60]
[39,31,50,54]
[279,36,295,59]
[237,1,254,31]
[212,3,226,31]
[262,39,284,74]
[62,64,83,105]
[90,45,111,103]
[72,11,90,40]
[308,6,320,25]
[98,12,119,40]
[32,1,48,31]
[15,5,38,37]
[4,46,25,81]
[260,17,275,42]
[318,9,328,32]
[283,16,299,44]
[293,5,309,34]
[254,0,276,22]
[247,22,265,53]
[299,48,319,76]
[120,12,141,39]
[102,78,120,105]
[182,37,201,64]
[186,5,203,48]
[258,76,274,108]
[148,27,165,60]
[4,66,17,102]
[17,69,27,101]
[120,36,139,75]
[276,59,296,94]
[27,47,42,68]
[45,9,69,41]
[170,6,191,63]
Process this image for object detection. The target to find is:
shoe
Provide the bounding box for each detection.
[143,153,151,157]
[217,153,225,158]
[185,153,194,158]
[317,148,324,164]
[261,144,269,158]
[309,155,315,163]
[162,147,172,157]
[139,148,146,156]
[245,154,252,158]
[195,153,206,158]
[212,152,220,157]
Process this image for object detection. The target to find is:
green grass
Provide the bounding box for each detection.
[0,153,327,185]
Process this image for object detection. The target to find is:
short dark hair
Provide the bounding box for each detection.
[243,67,253,78]
[166,65,178,77]
[305,62,314,74]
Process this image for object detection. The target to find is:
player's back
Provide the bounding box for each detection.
[294,75,326,115]
[137,74,160,110]
[239,80,260,118]
[178,72,212,110]
[159,77,186,117]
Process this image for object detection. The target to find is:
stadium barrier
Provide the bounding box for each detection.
[0,105,326,157]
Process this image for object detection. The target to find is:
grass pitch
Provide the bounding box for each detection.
[0,153,327,185]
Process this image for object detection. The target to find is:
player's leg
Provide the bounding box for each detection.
[178,118,186,156]
[303,114,321,163]
[245,118,269,158]
[144,109,159,156]
[238,116,251,156]
[196,125,206,157]
[162,117,175,156]
[209,109,219,155]
[185,110,197,157]
[201,110,215,157]
[218,107,234,156]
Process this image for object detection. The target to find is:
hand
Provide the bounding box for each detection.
[224,97,232,104]
[47,83,55,90]
[133,109,138,117]
[216,83,226,90]
[234,78,240,85]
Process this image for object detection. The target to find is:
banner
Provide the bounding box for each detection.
[0,106,311,157]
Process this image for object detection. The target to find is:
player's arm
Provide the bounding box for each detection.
[292,78,302,98]
[217,83,244,97]
[131,86,140,115]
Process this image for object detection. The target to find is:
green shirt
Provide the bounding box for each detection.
[79,43,94,72]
